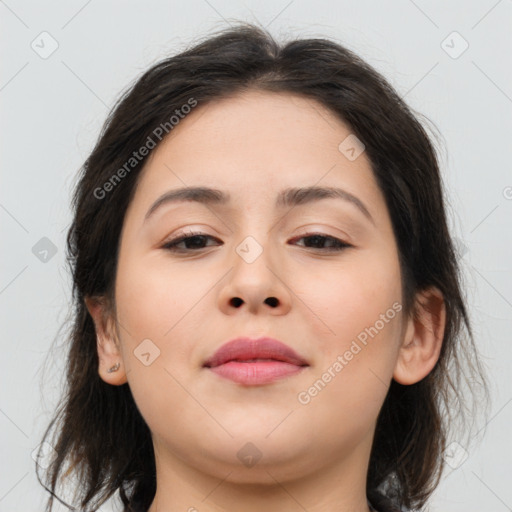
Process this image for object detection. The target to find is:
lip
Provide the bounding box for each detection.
[203,336,309,385]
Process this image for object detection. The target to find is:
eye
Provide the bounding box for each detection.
[161,231,222,252]
[290,233,352,252]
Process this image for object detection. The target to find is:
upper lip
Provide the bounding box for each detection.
[203,337,309,368]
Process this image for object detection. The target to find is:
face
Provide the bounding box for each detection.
[101,90,410,483]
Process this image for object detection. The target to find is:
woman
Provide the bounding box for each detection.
[36,22,489,512]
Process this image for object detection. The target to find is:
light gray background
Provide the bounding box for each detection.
[1,1,511,511]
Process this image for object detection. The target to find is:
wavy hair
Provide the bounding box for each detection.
[37,22,489,512]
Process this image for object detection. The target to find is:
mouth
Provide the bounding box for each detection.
[203,336,309,386]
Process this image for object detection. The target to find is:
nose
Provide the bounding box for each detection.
[217,241,292,316]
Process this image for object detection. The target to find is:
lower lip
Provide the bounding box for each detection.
[207,360,307,385]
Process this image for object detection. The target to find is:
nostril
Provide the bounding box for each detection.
[230,297,243,307]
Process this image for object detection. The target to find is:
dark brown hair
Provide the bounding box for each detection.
[37,21,489,512]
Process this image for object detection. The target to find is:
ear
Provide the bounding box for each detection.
[393,286,446,385]
[84,295,128,385]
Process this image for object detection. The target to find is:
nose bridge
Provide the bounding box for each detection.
[233,230,275,289]
[230,207,273,265]
[218,224,291,315]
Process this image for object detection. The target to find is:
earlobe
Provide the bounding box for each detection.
[393,287,446,385]
[84,296,128,385]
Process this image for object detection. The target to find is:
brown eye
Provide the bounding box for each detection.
[290,233,352,252]
[162,232,221,252]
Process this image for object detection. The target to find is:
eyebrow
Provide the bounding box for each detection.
[144,186,374,224]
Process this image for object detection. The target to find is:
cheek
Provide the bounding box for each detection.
[114,252,200,398]
[293,261,403,443]
[113,257,201,436]
[297,249,404,398]
[302,249,403,337]
[115,250,200,341]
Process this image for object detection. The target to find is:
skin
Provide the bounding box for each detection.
[86,90,445,512]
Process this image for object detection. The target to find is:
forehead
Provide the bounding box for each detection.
[128,90,384,218]
[158,90,359,167]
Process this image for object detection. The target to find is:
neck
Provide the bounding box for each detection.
[147,431,375,512]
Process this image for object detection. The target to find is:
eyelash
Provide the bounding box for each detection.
[161,230,352,253]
